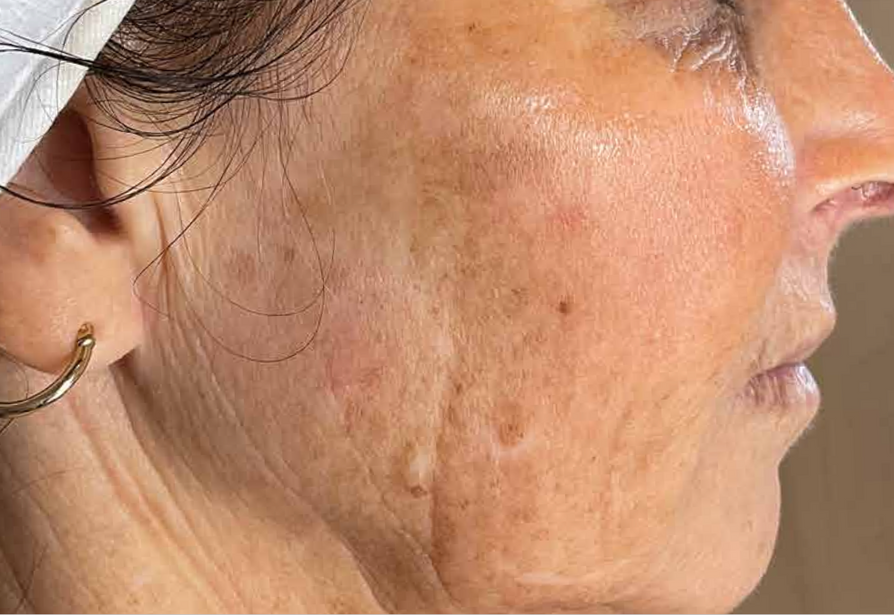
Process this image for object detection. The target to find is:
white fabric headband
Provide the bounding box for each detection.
[0,0,134,188]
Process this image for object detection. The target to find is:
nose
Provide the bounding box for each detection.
[759,0,894,253]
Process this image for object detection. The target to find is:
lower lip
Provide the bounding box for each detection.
[741,363,821,411]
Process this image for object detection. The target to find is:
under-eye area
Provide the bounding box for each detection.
[613,0,753,79]
[660,1,752,76]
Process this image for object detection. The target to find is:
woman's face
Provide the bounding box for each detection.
[136,0,894,611]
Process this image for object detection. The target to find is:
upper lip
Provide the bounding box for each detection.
[757,319,836,375]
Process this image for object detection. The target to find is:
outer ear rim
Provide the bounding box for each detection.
[0,103,147,374]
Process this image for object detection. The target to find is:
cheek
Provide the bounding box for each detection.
[596,127,788,371]
[429,95,792,604]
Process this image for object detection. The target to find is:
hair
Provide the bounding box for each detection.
[0,0,360,367]
[2,0,363,209]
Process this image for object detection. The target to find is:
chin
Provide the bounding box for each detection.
[623,469,784,614]
[707,481,783,613]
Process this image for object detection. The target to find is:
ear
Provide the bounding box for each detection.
[0,96,152,373]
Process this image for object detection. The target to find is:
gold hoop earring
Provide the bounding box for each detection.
[0,324,96,420]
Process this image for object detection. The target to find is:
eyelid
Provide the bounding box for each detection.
[613,0,723,39]
[716,0,740,9]
[643,1,753,78]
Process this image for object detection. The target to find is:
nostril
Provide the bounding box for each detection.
[853,182,894,222]
[822,181,894,216]
[851,181,894,205]
[809,181,894,246]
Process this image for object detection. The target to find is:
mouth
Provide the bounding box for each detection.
[741,325,834,412]
[735,181,894,413]
[742,363,821,411]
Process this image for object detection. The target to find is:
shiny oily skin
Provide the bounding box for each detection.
[112,0,886,613]
[381,1,795,611]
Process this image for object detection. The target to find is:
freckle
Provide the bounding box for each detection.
[445,404,463,430]
[498,422,525,447]
[467,22,477,33]
[558,298,573,315]
[510,505,536,524]
[410,486,428,498]
[495,402,529,448]
[510,287,529,306]
[229,252,256,286]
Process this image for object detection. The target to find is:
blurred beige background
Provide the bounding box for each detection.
[738,1,894,612]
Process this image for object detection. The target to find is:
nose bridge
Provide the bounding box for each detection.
[757,0,894,233]
[762,0,894,139]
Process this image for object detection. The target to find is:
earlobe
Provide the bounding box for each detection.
[0,105,145,374]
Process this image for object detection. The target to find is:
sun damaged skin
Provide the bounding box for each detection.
[2,0,894,612]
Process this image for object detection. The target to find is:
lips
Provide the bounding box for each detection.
[743,363,821,411]
[743,323,833,411]
[738,181,893,411]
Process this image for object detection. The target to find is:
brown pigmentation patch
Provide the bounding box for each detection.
[558,298,573,315]
[495,402,529,449]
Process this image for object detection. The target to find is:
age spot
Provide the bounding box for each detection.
[495,402,530,449]
[558,298,573,316]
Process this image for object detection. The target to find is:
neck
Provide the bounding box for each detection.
[0,367,385,613]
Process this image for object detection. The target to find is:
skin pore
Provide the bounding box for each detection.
[3,0,894,612]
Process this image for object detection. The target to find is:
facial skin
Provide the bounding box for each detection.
[2,0,894,612]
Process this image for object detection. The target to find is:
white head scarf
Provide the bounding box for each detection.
[0,0,134,187]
